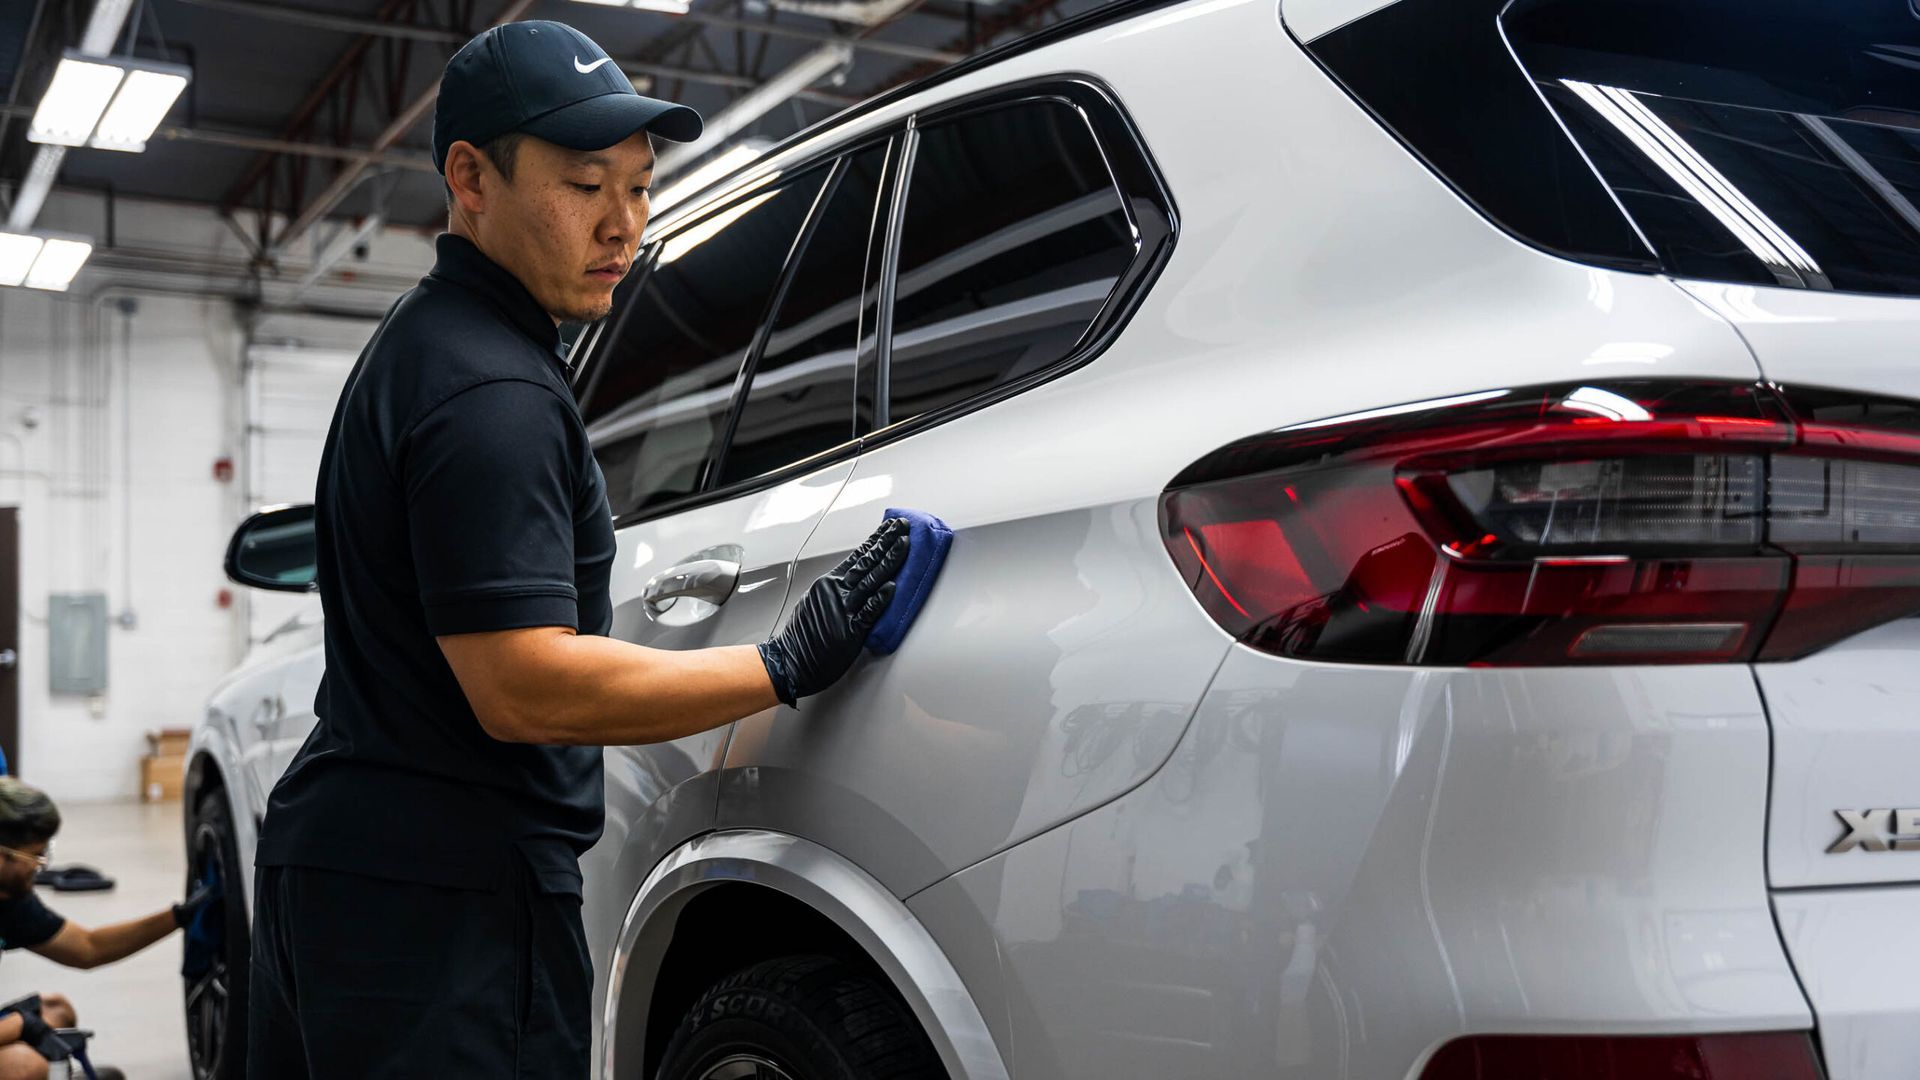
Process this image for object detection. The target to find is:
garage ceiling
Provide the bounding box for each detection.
[0,0,1107,256]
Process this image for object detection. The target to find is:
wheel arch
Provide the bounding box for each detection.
[601,829,1010,1080]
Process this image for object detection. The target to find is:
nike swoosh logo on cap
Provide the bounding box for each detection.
[574,56,613,74]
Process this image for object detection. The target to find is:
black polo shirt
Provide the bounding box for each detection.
[0,889,64,956]
[256,233,616,896]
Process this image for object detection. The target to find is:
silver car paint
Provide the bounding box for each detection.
[577,460,856,1068]
[1774,886,1920,1080]
[910,650,1811,1079]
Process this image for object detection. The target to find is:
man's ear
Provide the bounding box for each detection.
[444,139,489,216]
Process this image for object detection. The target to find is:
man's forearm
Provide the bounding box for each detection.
[82,910,177,968]
[0,1011,20,1045]
[463,634,779,745]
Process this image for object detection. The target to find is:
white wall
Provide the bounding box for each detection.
[0,288,246,801]
[0,189,427,802]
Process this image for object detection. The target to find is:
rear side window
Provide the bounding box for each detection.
[716,143,891,488]
[1305,0,1920,296]
[580,169,827,517]
[886,99,1138,426]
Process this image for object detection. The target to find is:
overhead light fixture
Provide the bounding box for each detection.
[29,52,191,153]
[0,231,94,291]
[650,140,771,215]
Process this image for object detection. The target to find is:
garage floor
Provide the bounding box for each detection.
[0,799,192,1080]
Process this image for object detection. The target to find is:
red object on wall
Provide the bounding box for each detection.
[216,588,233,610]
[212,457,234,483]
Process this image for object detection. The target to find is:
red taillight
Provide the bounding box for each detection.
[1161,381,1920,665]
[1419,1032,1825,1080]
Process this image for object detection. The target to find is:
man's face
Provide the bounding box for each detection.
[467,131,656,324]
[0,841,48,900]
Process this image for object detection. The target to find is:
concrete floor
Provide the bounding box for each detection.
[0,799,192,1080]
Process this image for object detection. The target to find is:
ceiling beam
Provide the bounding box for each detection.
[0,102,438,168]
[174,0,962,63]
[267,0,541,259]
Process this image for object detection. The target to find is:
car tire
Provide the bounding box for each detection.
[183,789,250,1080]
[656,954,946,1080]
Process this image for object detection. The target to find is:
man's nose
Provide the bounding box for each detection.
[604,200,643,246]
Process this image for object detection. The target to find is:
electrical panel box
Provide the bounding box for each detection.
[48,592,108,695]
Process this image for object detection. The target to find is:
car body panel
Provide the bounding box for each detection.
[579,459,856,1069]
[1773,886,1920,1080]
[1754,619,1920,889]
[717,0,1761,902]
[927,646,1810,1079]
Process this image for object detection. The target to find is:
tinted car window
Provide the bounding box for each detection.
[717,144,890,487]
[582,169,827,517]
[1306,0,1920,295]
[887,100,1136,426]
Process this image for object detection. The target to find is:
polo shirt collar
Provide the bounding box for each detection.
[428,233,561,355]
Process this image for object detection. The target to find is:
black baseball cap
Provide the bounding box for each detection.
[433,21,704,174]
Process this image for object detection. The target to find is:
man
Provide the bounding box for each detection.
[247,20,911,1079]
[0,777,211,1080]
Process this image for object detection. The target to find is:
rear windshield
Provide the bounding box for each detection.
[1304,0,1920,296]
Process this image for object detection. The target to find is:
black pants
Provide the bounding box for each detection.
[247,862,590,1079]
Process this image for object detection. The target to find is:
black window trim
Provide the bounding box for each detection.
[576,73,1178,530]
[861,74,1179,452]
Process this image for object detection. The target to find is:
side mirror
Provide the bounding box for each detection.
[224,504,318,593]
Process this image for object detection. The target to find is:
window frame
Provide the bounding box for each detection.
[570,74,1177,530]
[867,77,1179,444]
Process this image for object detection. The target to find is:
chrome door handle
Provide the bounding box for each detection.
[0,648,15,670]
[643,559,741,614]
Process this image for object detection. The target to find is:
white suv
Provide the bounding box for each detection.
[189,0,1920,1076]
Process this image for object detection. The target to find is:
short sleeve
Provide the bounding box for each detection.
[402,379,584,636]
[0,892,66,950]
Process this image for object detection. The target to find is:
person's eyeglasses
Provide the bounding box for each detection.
[0,843,51,871]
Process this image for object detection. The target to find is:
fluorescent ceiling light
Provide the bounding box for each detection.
[28,53,191,152]
[650,141,769,214]
[29,58,124,147]
[0,233,45,287]
[23,237,94,291]
[91,68,190,152]
[632,0,692,12]
[569,0,628,5]
[0,232,93,291]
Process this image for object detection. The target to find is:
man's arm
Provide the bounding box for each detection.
[442,518,909,746]
[28,910,175,970]
[439,636,774,745]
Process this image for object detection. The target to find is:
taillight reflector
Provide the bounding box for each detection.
[1420,1032,1825,1080]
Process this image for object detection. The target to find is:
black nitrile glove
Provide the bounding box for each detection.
[6,998,53,1053]
[173,877,219,929]
[759,517,911,706]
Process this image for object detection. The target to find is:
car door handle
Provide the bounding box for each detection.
[643,559,741,614]
[252,696,284,730]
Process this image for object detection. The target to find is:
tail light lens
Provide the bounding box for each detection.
[1420,1032,1825,1080]
[1161,381,1920,665]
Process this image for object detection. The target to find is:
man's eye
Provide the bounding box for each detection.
[573,183,601,194]
[634,187,651,198]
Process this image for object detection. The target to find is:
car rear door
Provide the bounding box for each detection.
[573,138,898,1013]
[714,86,1220,899]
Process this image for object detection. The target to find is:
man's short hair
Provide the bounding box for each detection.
[445,131,528,212]
[0,778,60,849]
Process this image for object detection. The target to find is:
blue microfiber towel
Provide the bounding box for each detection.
[865,508,953,656]
[180,862,225,980]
